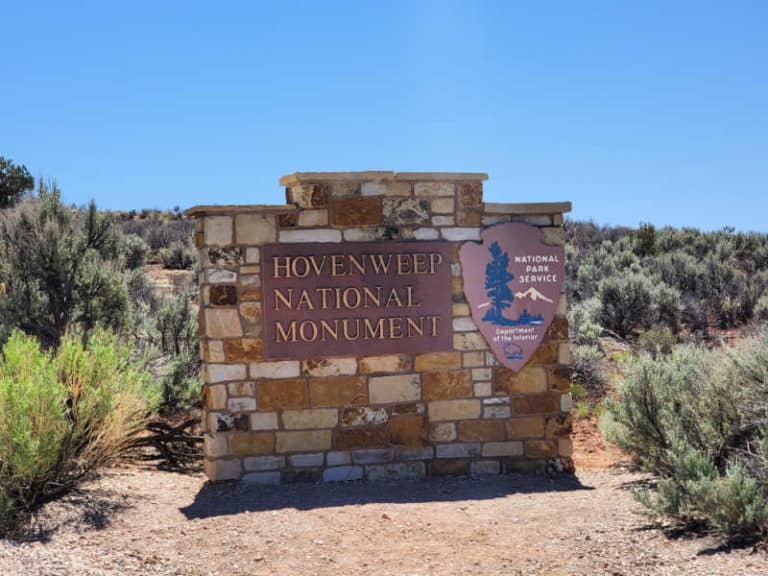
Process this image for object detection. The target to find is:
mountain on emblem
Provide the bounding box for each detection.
[514,287,554,304]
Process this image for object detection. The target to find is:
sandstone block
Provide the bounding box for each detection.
[207,363,247,383]
[323,466,364,482]
[483,405,511,419]
[352,448,393,465]
[239,302,262,332]
[361,181,411,197]
[436,443,481,460]
[250,360,300,379]
[389,415,426,447]
[282,408,339,429]
[558,438,574,457]
[526,439,557,458]
[432,215,455,226]
[209,285,238,306]
[204,458,241,481]
[242,471,281,485]
[471,460,501,476]
[549,365,572,392]
[452,303,470,317]
[556,294,567,317]
[559,343,571,365]
[451,318,477,332]
[413,227,439,240]
[310,376,367,407]
[230,433,274,456]
[239,287,262,302]
[206,340,226,363]
[429,460,469,476]
[235,214,277,244]
[224,338,264,362]
[422,370,472,401]
[245,247,260,263]
[441,227,481,241]
[207,269,237,284]
[512,394,560,415]
[279,229,342,243]
[298,209,329,227]
[302,357,357,377]
[275,430,332,453]
[414,351,462,371]
[510,214,552,226]
[204,434,228,458]
[545,414,573,438]
[244,455,284,471]
[382,197,430,225]
[365,462,425,481]
[561,393,573,412]
[453,332,488,351]
[394,446,434,461]
[462,351,485,367]
[369,374,421,404]
[204,216,233,246]
[530,342,558,364]
[428,399,481,421]
[429,422,457,442]
[289,452,325,467]
[326,451,351,466]
[360,354,411,374]
[495,366,547,395]
[482,441,524,457]
[239,274,260,287]
[335,427,388,450]
[250,412,279,431]
[227,397,256,412]
[431,197,454,214]
[507,417,546,439]
[205,309,243,339]
[458,420,506,442]
[257,379,309,411]
[414,182,454,197]
[342,227,380,241]
[203,384,227,410]
[472,367,492,381]
[342,406,388,427]
[542,227,565,246]
[473,381,492,397]
[331,197,382,226]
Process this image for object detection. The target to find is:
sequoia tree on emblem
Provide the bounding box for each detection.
[459,223,565,371]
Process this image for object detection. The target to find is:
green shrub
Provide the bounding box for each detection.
[121,234,148,269]
[637,327,677,357]
[604,335,768,541]
[568,298,602,346]
[160,241,195,270]
[571,344,606,395]
[156,291,199,408]
[0,329,159,534]
[652,283,681,332]
[598,274,653,338]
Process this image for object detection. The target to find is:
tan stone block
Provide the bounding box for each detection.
[458,420,505,442]
[240,288,262,302]
[549,365,572,392]
[302,357,357,377]
[389,415,426,447]
[473,381,492,397]
[545,414,573,438]
[239,302,262,326]
[542,227,564,246]
[559,342,571,364]
[553,213,564,225]
[310,376,367,407]
[230,433,274,456]
[556,294,567,317]
[369,374,421,404]
[359,354,411,374]
[530,341,558,364]
[203,458,241,481]
[298,209,329,227]
[204,216,233,246]
[250,360,300,379]
[257,379,309,411]
[547,317,569,341]
[462,351,485,367]
[275,430,332,453]
[441,227,481,241]
[453,332,488,351]
[282,408,339,429]
[224,338,264,362]
[561,393,573,412]
[235,214,277,244]
[361,181,411,197]
[207,363,247,383]
[452,276,464,296]
[279,228,342,243]
[209,285,237,306]
[512,394,559,415]
[245,247,260,263]
[482,441,524,457]
[414,182,454,197]
[335,427,388,450]
[429,422,457,442]
[431,197,455,214]
[250,412,279,430]
[203,385,227,410]
[422,370,472,401]
[432,215,455,226]
[205,308,243,339]
[526,439,557,458]
[456,181,483,206]
[414,351,462,371]
[495,366,547,394]
[506,417,546,439]
[331,197,382,226]
[452,317,477,332]
[342,406,388,427]
[207,340,226,362]
[558,438,573,457]
[227,381,255,396]
[203,434,228,458]
[428,399,481,421]
[452,303,470,316]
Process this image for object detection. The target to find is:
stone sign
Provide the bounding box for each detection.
[459,223,565,371]
[262,241,453,358]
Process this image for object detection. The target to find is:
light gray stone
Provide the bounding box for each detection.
[249,361,300,379]
[250,412,279,430]
[365,462,426,481]
[394,446,434,461]
[440,227,481,241]
[244,455,284,471]
[279,229,342,243]
[208,363,247,383]
[206,269,237,284]
[382,197,430,225]
[435,443,481,459]
[471,460,501,475]
[413,227,439,240]
[352,448,393,465]
[326,451,352,466]
[473,381,492,397]
[483,406,512,419]
[227,397,256,412]
[452,318,477,332]
[482,441,524,457]
[323,466,364,482]
[289,453,325,467]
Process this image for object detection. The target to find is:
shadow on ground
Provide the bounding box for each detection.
[180,472,593,520]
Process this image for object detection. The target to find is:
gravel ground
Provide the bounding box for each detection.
[1,467,766,576]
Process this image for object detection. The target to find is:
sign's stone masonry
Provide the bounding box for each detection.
[186,171,572,483]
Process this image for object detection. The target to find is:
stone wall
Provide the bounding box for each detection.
[185,171,572,483]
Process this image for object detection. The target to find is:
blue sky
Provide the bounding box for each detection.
[2,1,766,231]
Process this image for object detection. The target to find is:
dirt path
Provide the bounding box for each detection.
[2,467,766,576]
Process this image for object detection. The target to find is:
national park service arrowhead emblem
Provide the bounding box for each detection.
[459,223,565,371]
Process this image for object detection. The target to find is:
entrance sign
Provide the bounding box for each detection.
[459,223,564,371]
[262,241,453,358]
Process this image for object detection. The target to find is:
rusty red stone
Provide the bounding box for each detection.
[459,223,565,371]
